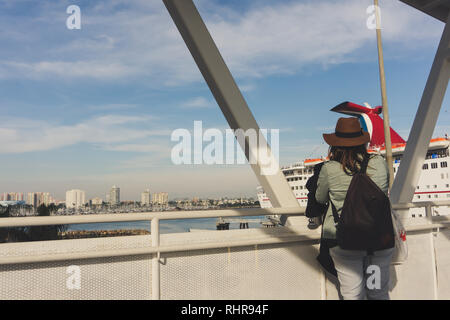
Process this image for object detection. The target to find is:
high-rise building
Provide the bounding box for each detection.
[141,189,151,206]
[42,192,53,206]
[27,192,37,207]
[90,197,103,206]
[26,192,53,207]
[152,192,168,205]
[1,192,24,202]
[65,189,86,209]
[109,185,120,205]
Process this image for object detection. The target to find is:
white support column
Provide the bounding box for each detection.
[163,0,301,225]
[390,13,450,205]
[151,218,160,300]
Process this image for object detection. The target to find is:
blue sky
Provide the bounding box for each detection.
[0,0,448,200]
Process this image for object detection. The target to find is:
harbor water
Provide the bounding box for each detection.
[67,216,268,234]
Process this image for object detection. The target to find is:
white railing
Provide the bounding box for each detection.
[1,201,450,299]
[0,207,303,300]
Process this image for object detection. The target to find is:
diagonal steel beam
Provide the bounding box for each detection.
[400,0,450,23]
[390,12,450,204]
[163,0,301,225]
[423,0,449,10]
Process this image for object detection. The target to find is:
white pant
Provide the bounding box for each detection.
[330,246,394,300]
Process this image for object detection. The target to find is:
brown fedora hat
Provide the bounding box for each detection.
[323,117,370,147]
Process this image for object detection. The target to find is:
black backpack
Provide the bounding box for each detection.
[331,155,395,253]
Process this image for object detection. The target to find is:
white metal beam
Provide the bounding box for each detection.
[162,0,301,225]
[400,0,450,23]
[390,12,450,204]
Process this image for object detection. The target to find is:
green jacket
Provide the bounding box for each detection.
[315,154,389,240]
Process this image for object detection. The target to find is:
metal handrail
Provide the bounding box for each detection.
[0,207,303,228]
[0,200,448,228]
[392,200,450,209]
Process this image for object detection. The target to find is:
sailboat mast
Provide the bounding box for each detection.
[374,0,394,189]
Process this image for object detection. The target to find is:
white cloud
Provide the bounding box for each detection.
[181,97,212,109]
[103,144,171,154]
[87,103,139,111]
[3,61,135,80]
[0,0,443,84]
[0,115,169,154]
[238,83,256,92]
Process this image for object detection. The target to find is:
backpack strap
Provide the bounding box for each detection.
[330,200,339,224]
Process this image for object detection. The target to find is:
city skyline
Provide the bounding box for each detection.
[0,0,448,199]
[0,186,254,204]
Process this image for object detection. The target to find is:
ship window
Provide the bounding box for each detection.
[431,163,438,169]
[434,185,437,188]
[442,174,445,179]
[423,164,428,170]
[435,194,438,198]
[416,186,420,189]
[417,195,421,199]
[441,161,448,168]
[427,185,430,189]
[428,195,431,198]
[446,184,449,188]
[291,187,294,190]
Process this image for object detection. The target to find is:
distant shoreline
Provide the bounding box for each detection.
[59,229,150,239]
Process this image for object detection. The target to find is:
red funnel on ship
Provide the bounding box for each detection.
[331,101,405,147]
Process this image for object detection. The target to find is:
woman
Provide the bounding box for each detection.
[315,117,394,300]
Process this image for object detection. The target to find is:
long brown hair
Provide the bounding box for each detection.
[328,144,369,175]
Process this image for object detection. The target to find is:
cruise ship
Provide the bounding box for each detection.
[257,101,450,218]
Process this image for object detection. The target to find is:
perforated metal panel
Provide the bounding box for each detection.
[0,255,152,300]
[160,242,325,300]
[0,236,153,300]
[2,227,450,299]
